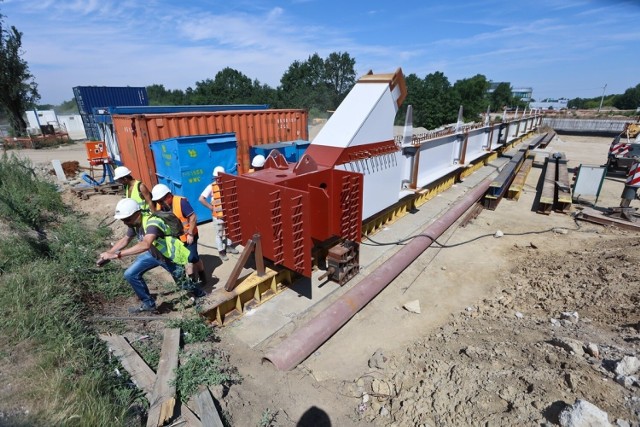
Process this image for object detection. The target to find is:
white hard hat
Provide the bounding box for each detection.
[151,183,171,201]
[251,154,266,168]
[114,198,140,219]
[213,166,225,177]
[113,166,132,181]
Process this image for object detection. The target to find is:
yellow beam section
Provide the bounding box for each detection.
[201,268,293,326]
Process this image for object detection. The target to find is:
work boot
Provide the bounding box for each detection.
[128,303,156,314]
[219,251,229,261]
[198,270,208,285]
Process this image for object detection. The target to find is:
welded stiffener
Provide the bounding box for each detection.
[218,69,407,283]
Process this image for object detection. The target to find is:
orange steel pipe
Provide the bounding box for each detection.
[263,177,493,370]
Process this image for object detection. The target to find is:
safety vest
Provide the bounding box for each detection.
[126,180,150,215]
[155,196,198,243]
[211,182,223,219]
[141,215,189,265]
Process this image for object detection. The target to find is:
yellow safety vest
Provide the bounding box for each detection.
[126,180,150,215]
[142,215,189,265]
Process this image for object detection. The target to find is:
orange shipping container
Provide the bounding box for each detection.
[112,109,308,189]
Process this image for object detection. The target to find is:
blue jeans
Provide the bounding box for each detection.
[123,251,186,308]
[185,234,200,264]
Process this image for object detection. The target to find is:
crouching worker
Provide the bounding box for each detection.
[97,198,205,313]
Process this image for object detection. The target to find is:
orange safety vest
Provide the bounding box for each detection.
[155,195,198,243]
[211,182,223,219]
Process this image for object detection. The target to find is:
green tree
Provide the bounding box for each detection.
[56,99,78,114]
[147,84,186,105]
[489,82,513,112]
[0,13,40,135]
[279,52,355,115]
[324,52,356,107]
[452,74,489,122]
[613,84,640,110]
[187,67,256,105]
[402,72,459,130]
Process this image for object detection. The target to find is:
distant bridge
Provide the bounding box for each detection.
[541,118,628,135]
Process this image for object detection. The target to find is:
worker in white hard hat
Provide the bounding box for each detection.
[198,166,239,261]
[248,154,266,173]
[113,165,156,215]
[151,184,207,285]
[97,198,205,313]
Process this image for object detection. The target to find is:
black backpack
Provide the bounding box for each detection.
[150,211,184,238]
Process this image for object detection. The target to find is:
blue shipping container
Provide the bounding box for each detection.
[73,86,148,140]
[150,133,237,224]
[250,140,311,164]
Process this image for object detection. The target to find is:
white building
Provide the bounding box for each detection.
[25,109,87,140]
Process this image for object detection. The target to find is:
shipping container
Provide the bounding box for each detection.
[113,109,308,189]
[250,140,311,164]
[73,86,148,141]
[150,133,237,223]
[91,104,270,163]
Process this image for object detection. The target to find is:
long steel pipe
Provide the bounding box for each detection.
[263,177,494,370]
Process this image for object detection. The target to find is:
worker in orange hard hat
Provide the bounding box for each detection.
[198,166,239,261]
[113,165,156,216]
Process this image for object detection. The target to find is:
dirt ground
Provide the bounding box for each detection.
[12,131,640,426]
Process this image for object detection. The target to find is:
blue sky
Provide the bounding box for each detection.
[2,0,639,105]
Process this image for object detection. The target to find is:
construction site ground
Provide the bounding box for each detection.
[12,132,640,426]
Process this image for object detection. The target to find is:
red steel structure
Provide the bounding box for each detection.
[220,69,406,279]
[219,153,363,277]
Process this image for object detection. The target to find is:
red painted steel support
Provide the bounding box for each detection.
[263,177,494,370]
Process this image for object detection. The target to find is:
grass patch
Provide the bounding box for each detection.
[168,316,215,344]
[174,349,241,403]
[0,154,138,425]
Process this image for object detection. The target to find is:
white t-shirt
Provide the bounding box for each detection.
[200,184,213,200]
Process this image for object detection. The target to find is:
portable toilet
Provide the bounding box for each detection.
[150,133,237,224]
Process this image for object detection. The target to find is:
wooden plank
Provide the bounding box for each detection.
[99,334,156,401]
[147,328,181,427]
[197,388,225,427]
[100,333,202,427]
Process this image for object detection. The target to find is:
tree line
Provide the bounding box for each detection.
[1,7,639,136]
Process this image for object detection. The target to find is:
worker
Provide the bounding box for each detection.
[151,184,207,285]
[97,198,205,313]
[113,166,156,215]
[248,154,266,173]
[198,166,239,261]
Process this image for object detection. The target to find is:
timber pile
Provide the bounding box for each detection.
[100,329,223,427]
[70,182,123,200]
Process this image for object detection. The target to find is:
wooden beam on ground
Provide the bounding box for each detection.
[147,328,181,427]
[99,334,156,401]
[197,388,225,427]
[507,154,535,200]
[100,333,202,427]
